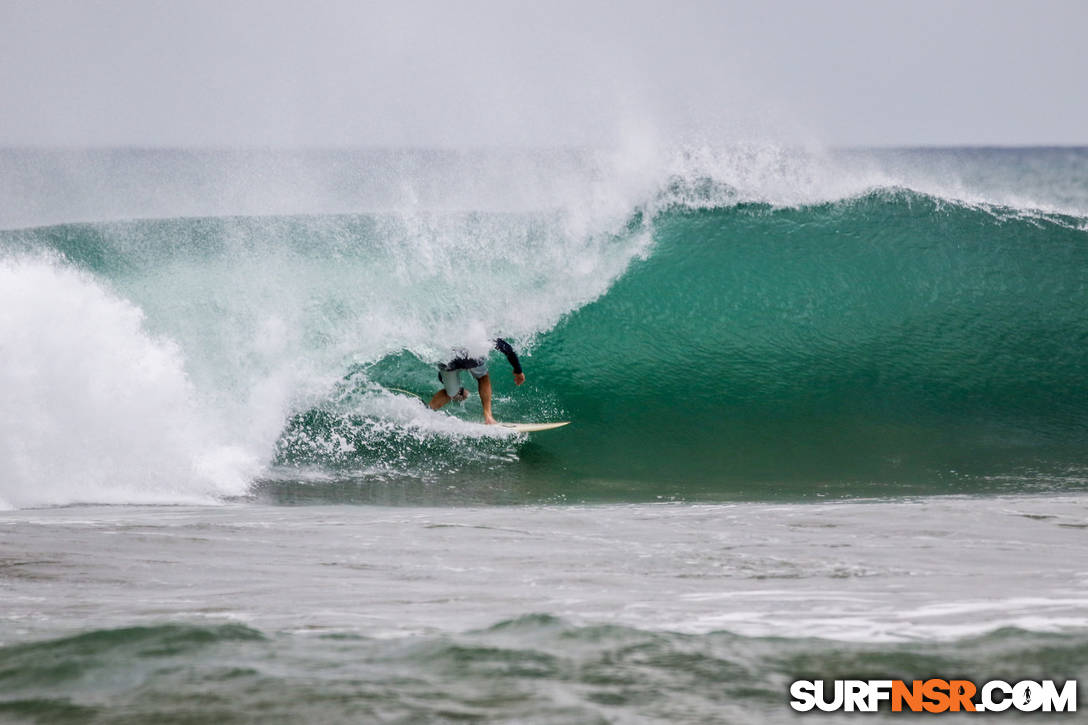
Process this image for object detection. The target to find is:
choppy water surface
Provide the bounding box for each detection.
[2,497,1088,723]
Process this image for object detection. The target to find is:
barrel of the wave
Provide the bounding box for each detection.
[1,204,641,504]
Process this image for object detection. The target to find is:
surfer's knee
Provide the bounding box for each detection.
[428,390,450,410]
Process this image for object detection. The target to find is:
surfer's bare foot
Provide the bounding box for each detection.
[483,414,498,425]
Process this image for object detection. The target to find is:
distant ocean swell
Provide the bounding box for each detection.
[2,181,1087,506]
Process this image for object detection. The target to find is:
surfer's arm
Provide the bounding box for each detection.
[493,338,524,380]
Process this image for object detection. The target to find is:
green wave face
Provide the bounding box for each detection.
[527,193,1088,496]
[3,186,1087,503]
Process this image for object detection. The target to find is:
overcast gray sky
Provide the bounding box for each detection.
[1,0,1085,147]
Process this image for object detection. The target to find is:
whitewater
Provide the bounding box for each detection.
[2,145,1087,722]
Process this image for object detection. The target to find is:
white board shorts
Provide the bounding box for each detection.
[438,361,489,396]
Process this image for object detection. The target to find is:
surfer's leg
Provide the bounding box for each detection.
[429,389,452,410]
[477,373,497,424]
[432,368,466,409]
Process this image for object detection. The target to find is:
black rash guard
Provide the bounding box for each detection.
[442,338,522,374]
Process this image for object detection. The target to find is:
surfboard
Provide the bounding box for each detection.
[499,421,570,433]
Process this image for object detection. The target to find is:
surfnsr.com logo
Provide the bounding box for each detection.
[789,679,1077,713]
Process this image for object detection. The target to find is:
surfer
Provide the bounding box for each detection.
[429,338,525,424]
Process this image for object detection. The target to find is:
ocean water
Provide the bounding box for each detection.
[1,146,1087,722]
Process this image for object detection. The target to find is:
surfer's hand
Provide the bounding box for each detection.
[513,373,525,386]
